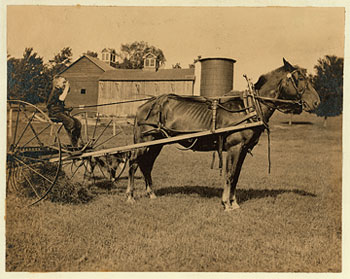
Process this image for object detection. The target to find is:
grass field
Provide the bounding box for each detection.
[5,112,342,272]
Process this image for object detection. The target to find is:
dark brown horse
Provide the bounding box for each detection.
[127,58,320,210]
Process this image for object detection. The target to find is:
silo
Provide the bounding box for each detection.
[195,57,236,97]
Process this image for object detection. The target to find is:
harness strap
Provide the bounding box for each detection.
[244,74,272,173]
[255,96,301,105]
[217,103,254,113]
[211,99,218,133]
[267,126,271,174]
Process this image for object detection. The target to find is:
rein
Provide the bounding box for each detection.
[242,69,308,173]
[255,95,302,114]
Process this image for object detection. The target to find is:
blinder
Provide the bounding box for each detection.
[286,69,308,98]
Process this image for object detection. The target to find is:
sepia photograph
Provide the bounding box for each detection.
[1,0,348,277]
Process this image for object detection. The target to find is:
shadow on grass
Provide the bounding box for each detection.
[154,186,316,204]
[280,121,314,125]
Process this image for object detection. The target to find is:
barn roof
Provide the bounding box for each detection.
[85,55,116,71]
[99,68,195,81]
[58,54,115,75]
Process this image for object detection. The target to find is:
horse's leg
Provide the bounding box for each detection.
[138,145,163,199]
[222,143,248,211]
[126,151,139,203]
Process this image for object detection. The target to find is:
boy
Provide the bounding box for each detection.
[47,76,82,147]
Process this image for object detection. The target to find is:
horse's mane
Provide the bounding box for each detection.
[254,64,306,90]
[254,66,286,90]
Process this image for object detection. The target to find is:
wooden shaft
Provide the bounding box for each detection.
[56,117,263,162]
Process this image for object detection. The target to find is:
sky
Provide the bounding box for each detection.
[6,4,345,90]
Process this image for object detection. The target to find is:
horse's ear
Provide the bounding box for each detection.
[283,58,295,72]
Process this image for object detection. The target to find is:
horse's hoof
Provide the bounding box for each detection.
[223,202,240,211]
[148,192,157,199]
[126,196,136,204]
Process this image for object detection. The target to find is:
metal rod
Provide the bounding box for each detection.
[84,111,88,141]
[91,119,113,149]
[13,110,37,149]
[22,110,45,148]
[12,105,21,146]
[8,108,13,138]
[14,157,54,184]
[92,113,100,139]
[93,131,122,149]
[72,97,154,109]
[21,123,51,149]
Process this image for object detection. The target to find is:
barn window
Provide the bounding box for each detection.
[81,89,86,94]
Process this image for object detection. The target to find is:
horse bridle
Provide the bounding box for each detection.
[256,68,310,112]
[285,69,308,98]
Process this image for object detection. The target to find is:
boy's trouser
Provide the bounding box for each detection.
[51,112,82,146]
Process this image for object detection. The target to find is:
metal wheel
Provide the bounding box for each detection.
[56,111,128,183]
[7,100,62,206]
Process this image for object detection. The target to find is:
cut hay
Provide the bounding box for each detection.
[7,162,94,204]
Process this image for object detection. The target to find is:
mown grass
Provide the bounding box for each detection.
[5,112,342,272]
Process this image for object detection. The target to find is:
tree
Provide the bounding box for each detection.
[311,55,343,126]
[85,50,98,58]
[116,41,166,69]
[48,47,73,77]
[172,63,182,69]
[44,47,73,99]
[7,48,47,103]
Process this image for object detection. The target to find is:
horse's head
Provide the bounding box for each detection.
[255,58,320,113]
[279,58,320,112]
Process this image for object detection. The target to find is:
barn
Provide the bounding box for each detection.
[59,55,115,113]
[97,68,195,117]
[59,53,236,117]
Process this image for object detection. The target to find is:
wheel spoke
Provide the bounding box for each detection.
[93,132,122,149]
[11,104,21,147]
[21,123,52,149]
[22,110,45,147]
[69,160,84,179]
[13,109,36,149]
[91,119,113,148]
[96,161,107,179]
[83,112,89,143]
[92,113,100,139]
[23,174,41,198]
[6,164,14,191]
[14,157,54,184]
